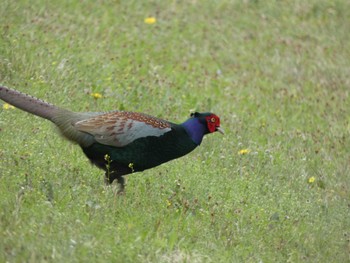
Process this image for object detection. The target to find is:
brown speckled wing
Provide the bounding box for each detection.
[74,111,172,147]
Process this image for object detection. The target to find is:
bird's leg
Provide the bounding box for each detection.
[104,171,125,194]
[116,176,125,194]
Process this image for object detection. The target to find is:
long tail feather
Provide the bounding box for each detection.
[0,85,99,147]
[0,85,63,121]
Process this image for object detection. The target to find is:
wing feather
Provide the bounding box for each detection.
[74,111,172,147]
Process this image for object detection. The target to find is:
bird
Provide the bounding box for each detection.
[0,86,224,191]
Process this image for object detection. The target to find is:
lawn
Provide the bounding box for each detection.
[0,0,349,262]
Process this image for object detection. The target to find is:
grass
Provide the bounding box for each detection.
[1,0,350,262]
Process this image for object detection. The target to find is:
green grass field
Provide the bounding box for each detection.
[1,0,350,262]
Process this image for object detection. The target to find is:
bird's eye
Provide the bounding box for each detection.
[211,117,216,123]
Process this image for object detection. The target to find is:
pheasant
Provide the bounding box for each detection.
[0,86,224,191]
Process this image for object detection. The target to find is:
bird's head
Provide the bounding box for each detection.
[183,112,224,145]
[190,112,224,135]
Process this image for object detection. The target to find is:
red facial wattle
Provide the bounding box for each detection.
[205,114,222,134]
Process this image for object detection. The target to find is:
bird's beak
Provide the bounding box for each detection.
[216,127,225,135]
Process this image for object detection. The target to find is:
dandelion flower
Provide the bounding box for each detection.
[90,92,102,99]
[144,17,156,24]
[3,103,15,110]
[238,149,250,155]
[308,176,316,183]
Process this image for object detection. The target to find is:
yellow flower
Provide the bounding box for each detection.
[90,92,102,99]
[3,103,15,110]
[238,149,250,155]
[308,176,316,183]
[144,17,156,24]
[104,154,110,161]
[128,163,134,172]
